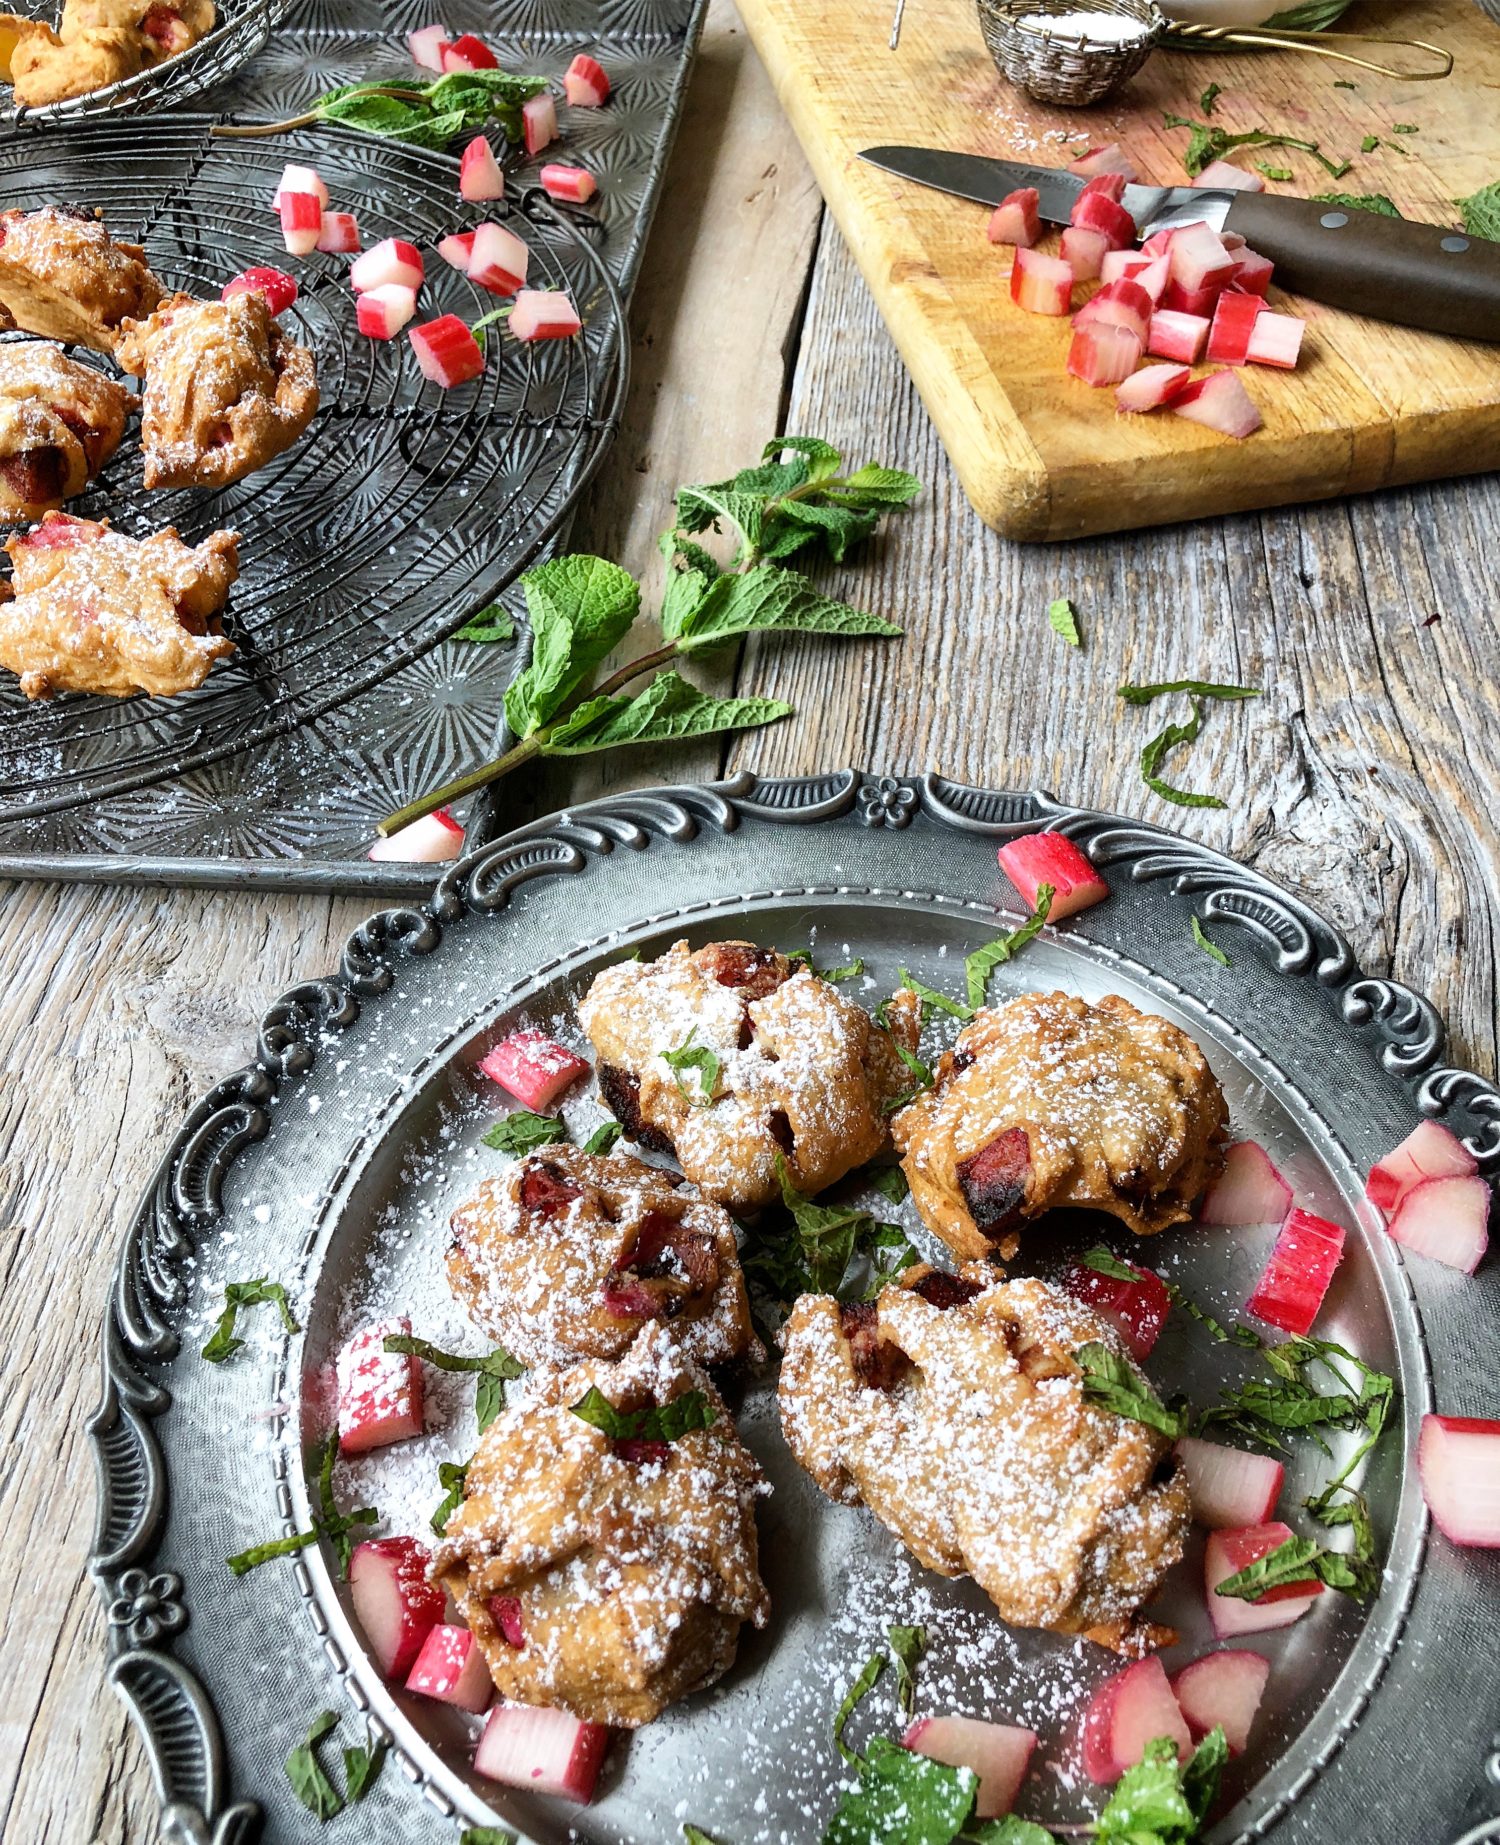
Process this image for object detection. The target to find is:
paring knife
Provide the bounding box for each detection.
[859,145,1500,342]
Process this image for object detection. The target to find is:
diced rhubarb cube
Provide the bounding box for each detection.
[997,832,1109,920]
[522,92,559,157]
[406,1622,494,1713]
[221,266,298,314]
[1171,369,1262,439]
[278,192,322,257]
[1147,309,1210,364]
[336,1316,424,1454]
[1159,278,1224,318]
[540,163,598,204]
[460,134,506,203]
[466,220,530,296]
[1169,220,1239,293]
[1419,1414,1500,1546]
[1075,276,1153,345]
[1170,1651,1270,1755]
[442,30,497,69]
[409,314,484,387]
[903,1716,1036,1818]
[1367,1120,1479,1217]
[1082,1657,1191,1784]
[1067,142,1137,181]
[273,163,327,210]
[987,187,1041,247]
[437,230,477,271]
[563,52,611,107]
[1062,1256,1170,1360]
[1245,1207,1344,1334]
[349,1535,445,1680]
[355,283,418,340]
[350,237,424,294]
[1199,1140,1292,1227]
[1009,246,1073,316]
[1193,159,1264,193]
[1386,1174,1490,1274]
[1231,247,1275,297]
[316,211,360,254]
[1116,362,1191,413]
[1245,309,1305,370]
[407,22,449,70]
[1207,289,1265,365]
[1060,225,1111,283]
[509,289,582,341]
[1206,1521,1323,1637]
[1099,249,1152,286]
[1069,189,1136,250]
[1140,226,1178,258]
[1077,171,1127,205]
[1174,1436,1284,1527]
[474,1703,609,1803]
[480,1029,589,1111]
[368,808,464,862]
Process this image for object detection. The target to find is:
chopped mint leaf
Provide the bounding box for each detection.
[823,1735,976,1844]
[1191,915,1230,966]
[1047,596,1081,646]
[569,1385,718,1443]
[660,1027,721,1107]
[882,1036,936,1113]
[581,1120,624,1155]
[1334,77,1356,86]
[481,1109,568,1153]
[1257,164,1294,181]
[384,1331,524,1431]
[1214,1531,1374,1601]
[1140,700,1225,810]
[461,1831,516,1845]
[1077,1342,1190,1439]
[229,1432,376,1577]
[1164,116,1350,181]
[833,1651,886,1763]
[888,1623,927,1715]
[1392,122,1418,133]
[1360,134,1379,153]
[286,1711,343,1821]
[1199,81,1221,114]
[866,1163,910,1205]
[899,967,973,1020]
[454,604,516,644]
[748,1154,913,1303]
[430,1458,469,1536]
[788,949,866,982]
[967,1820,1058,1844]
[1456,180,1500,241]
[1117,678,1258,705]
[683,1828,724,1845]
[1082,1245,1141,1283]
[342,1735,386,1803]
[201,1276,299,1362]
[1314,191,1402,217]
[964,886,1054,1011]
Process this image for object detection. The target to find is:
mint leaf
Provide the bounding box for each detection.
[833,1651,885,1763]
[342,1736,386,1803]
[541,670,792,755]
[461,1831,516,1845]
[310,70,546,146]
[1093,1736,1193,1841]
[1117,678,1258,705]
[1191,915,1230,966]
[582,1120,624,1155]
[683,1828,725,1845]
[1257,163,1294,181]
[503,555,641,739]
[1199,81,1221,114]
[229,1432,377,1577]
[454,604,516,644]
[1165,116,1350,180]
[286,1711,343,1821]
[1314,190,1402,217]
[1140,700,1224,809]
[569,1385,718,1442]
[673,563,902,648]
[766,434,844,481]
[882,1036,935,1112]
[967,1821,1058,1844]
[481,1109,568,1153]
[1182,1725,1229,1826]
[201,1277,299,1362]
[1213,1532,1325,1598]
[1077,1342,1190,1439]
[1360,134,1380,153]
[866,1163,910,1205]
[828,462,923,507]
[1082,1245,1141,1283]
[964,885,1054,1010]
[383,1333,522,1430]
[888,1623,926,1715]
[1047,597,1080,646]
[1392,122,1418,133]
[824,1735,976,1844]
[746,1155,911,1302]
[660,1027,721,1107]
[788,950,865,981]
[1456,180,1500,241]
[899,967,973,1021]
[431,1458,469,1536]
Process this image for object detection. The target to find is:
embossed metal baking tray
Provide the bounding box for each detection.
[0,0,707,889]
[89,770,1500,1845]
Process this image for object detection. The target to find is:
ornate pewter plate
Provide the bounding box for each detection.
[90,770,1500,1845]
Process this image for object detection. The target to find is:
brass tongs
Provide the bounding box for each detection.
[1159,22,1453,78]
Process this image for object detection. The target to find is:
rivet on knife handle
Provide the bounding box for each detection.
[1222,193,1500,343]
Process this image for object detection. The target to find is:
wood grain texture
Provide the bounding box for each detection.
[732,0,1500,539]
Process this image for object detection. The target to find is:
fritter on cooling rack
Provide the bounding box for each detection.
[578,939,922,1214]
[0,206,162,353]
[891,989,1227,1260]
[779,1266,1190,1653]
[0,340,135,521]
[447,1143,761,1369]
[0,0,214,107]
[432,1322,770,1727]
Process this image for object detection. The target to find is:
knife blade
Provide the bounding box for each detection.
[860,144,1500,343]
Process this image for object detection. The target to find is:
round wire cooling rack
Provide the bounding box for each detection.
[0,0,291,130]
[0,117,629,823]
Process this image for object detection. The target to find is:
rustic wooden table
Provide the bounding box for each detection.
[1,4,1496,1837]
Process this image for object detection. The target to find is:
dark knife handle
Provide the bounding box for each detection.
[1223,192,1500,342]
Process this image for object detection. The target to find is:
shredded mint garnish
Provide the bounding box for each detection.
[383,1333,523,1431]
[964,886,1054,1011]
[430,1458,470,1536]
[1199,81,1221,115]
[745,1155,915,1306]
[1047,596,1081,647]
[1076,1342,1190,1439]
[286,1711,343,1821]
[660,1027,721,1107]
[481,1109,568,1153]
[789,949,866,981]
[228,1432,376,1578]
[1314,191,1402,217]
[1140,700,1225,809]
[581,1120,624,1155]
[1456,180,1500,241]
[1191,915,1230,965]
[887,1623,927,1716]
[1117,678,1258,705]
[201,1277,299,1362]
[832,1652,886,1763]
[1161,111,1350,180]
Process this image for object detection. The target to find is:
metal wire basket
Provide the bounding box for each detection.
[0,116,628,824]
[1,0,290,130]
[975,0,1164,103]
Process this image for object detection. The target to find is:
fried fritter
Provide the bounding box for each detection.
[0,206,162,353]
[0,340,135,520]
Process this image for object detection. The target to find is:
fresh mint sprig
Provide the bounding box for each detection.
[212,68,548,148]
[378,438,918,837]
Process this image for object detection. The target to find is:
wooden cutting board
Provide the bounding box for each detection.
[733,0,1500,539]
